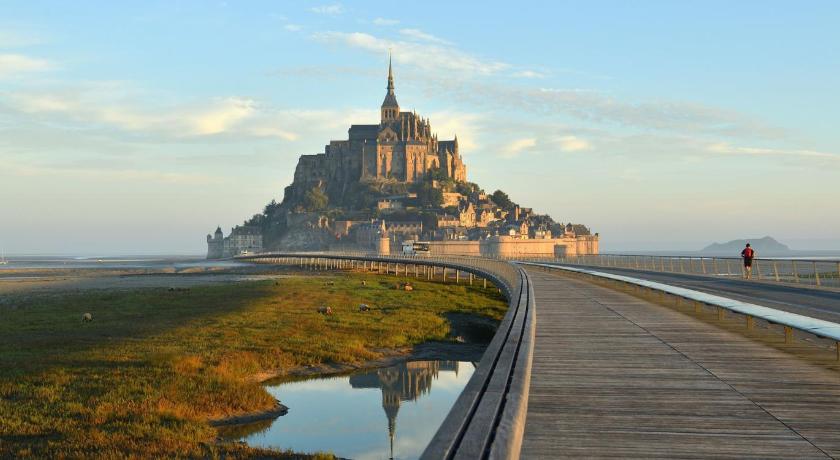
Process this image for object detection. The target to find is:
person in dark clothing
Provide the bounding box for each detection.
[741,243,756,279]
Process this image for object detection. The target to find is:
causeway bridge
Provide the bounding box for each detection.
[237,252,840,459]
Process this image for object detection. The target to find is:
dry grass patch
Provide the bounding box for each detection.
[0,271,506,458]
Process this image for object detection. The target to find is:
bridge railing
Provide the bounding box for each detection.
[235,251,535,460]
[521,261,840,361]
[240,250,523,293]
[512,253,840,289]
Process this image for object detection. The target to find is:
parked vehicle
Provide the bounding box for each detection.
[402,241,431,256]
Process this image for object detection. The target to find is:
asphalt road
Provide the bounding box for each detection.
[537,263,840,323]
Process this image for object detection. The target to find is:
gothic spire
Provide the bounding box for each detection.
[387,52,394,94]
[381,51,399,110]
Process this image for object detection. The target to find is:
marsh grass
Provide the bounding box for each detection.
[0,271,506,458]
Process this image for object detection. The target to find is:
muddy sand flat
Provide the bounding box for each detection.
[0,266,294,295]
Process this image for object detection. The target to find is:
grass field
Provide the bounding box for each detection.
[0,271,506,458]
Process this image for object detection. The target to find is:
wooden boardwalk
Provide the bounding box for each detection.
[521,268,840,459]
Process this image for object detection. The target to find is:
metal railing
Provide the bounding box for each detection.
[237,250,522,293]
[512,253,840,289]
[234,251,535,460]
[521,261,840,360]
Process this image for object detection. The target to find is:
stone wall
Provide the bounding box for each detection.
[425,235,600,258]
[426,240,482,256]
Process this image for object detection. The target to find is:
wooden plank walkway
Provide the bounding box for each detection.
[521,268,840,459]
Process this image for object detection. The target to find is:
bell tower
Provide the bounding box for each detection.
[380,53,399,124]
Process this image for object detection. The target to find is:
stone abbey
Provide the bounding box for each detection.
[293,56,466,189]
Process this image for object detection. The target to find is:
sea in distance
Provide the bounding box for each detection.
[601,251,840,261]
[2,251,839,271]
[0,255,235,271]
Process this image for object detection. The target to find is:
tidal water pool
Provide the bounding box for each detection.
[224,360,475,460]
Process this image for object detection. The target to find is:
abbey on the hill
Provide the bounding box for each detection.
[295,56,465,187]
[206,57,599,259]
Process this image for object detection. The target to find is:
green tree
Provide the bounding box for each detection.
[456,181,480,196]
[343,181,386,210]
[304,187,329,211]
[263,199,280,216]
[416,182,443,208]
[491,190,514,210]
[244,213,264,226]
[427,167,448,182]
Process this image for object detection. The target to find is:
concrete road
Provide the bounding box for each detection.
[534,263,840,323]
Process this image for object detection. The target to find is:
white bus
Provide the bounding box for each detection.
[402,240,431,256]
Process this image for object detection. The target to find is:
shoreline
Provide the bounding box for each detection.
[210,339,489,427]
[209,401,290,427]
[209,348,412,427]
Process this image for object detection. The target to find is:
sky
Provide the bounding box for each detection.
[1,1,839,255]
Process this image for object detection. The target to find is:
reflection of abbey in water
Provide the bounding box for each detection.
[349,360,460,459]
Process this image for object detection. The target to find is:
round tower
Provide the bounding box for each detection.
[378,220,390,255]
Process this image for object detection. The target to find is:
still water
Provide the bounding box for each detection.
[224,360,475,460]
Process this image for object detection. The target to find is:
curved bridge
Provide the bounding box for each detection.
[237,252,536,459]
[238,252,840,459]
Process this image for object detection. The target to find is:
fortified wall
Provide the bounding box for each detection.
[425,234,599,258]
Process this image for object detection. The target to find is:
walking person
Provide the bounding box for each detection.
[741,243,756,279]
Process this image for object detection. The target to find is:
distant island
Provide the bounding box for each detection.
[701,236,791,255]
[205,58,598,259]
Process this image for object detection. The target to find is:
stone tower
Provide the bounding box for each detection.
[380,53,399,124]
[206,226,224,259]
[377,220,390,255]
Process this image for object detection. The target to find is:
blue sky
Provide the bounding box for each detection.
[1,1,838,254]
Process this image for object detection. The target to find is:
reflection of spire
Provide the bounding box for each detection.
[347,360,460,459]
[389,411,395,460]
[382,387,400,460]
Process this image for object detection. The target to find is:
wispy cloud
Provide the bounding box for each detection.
[283,24,303,32]
[498,135,590,159]
[707,142,839,160]
[312,31,508,76]
[310,4,343,15]
[310,30,778,140]
[555,135,591,152]
[425,78,781,139]
[399,28,450,44]
[3,87,299,141]
[372,17,399,26]
[0,53,53,78]
[501,138,536,158]
[513,70,546,78]
[187,97,256,135]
